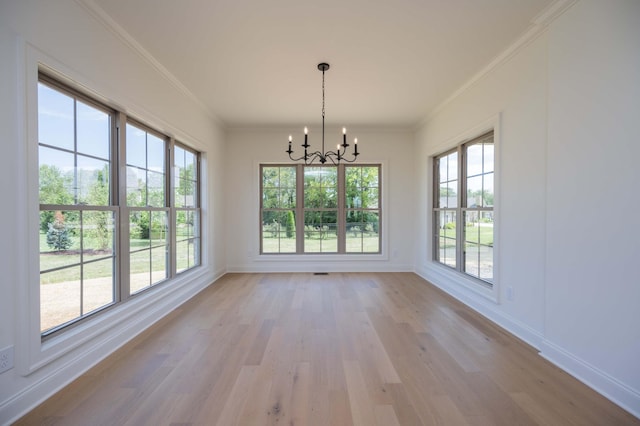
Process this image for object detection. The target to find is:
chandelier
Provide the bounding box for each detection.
[286,63,359,165]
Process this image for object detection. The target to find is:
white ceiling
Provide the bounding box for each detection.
[91,0,555,128]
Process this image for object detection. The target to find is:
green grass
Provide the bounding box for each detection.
[40,232,198,284]
[440,224,493,247]
[262,235,380,253]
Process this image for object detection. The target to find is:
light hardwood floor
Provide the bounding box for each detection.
[17,273,639,425]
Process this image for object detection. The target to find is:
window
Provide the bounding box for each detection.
[174,144,201,272]
[38,74,201,336]
[260,164,381,254]
[433,132,494,284]
[126,122,168,292]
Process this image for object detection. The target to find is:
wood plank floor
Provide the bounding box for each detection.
[17,273,638,425]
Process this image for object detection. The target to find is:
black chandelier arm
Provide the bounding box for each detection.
[287,141,360,165]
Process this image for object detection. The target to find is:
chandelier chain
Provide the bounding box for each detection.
[322,69,325,119]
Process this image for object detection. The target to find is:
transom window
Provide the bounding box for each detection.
[38,74,201,336]
[261,164,381,254]
[433,131,494,284]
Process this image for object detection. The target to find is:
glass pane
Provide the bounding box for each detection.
[467,144,483,177]
[262,167,279,188]
[176,206,199,270]
[447,152,458,181]
[151,211,168,245]
[304,211,337,253]
[76,100,110,159]
[38,83,74,151]
[147,170,165,207]
[346,167,360,188]
[346,211,379,253]
[183,177,197,208]
[467,175,482,207]
[465,242,479,278]
[130,249,151,293]
[363,187,379,209]
[363,166,379,187]
[484,144,494,173]
[126,124,147,169]
[464,210,493,282]
[151,246,167,285]
[40,210,80,271]
[174,146,185,169]
[127,166,146,207]
[478,211,494,247]
[77,156,110,205]
[175,177,185,208]
[176,211,188,239]
[263,188,278,208]
[262,210,296,253]
[130,211,150,251]
[304,167,322,208]
[479,244,494,282]
[446,181,458,208]
[82,259,114,313]
[185,150,197,173]
[41,267,80,332]
[439,157,447,184]
[304,167,336,208]
[483,173,494,207]
[39,146,75,204]
[279,187,295,209]
[147,133,165,172]
[190,237,200,268]
[177,237,199,273]
[176,239,189,273]
[82,211,114,253]
[437,210,456,268]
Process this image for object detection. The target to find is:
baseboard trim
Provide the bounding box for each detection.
[414,265,543,349]
[227,264,414,273]
[539,340,640,419]
[415,264,639,420]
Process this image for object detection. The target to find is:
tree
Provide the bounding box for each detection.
[285,210,295,238]
[84,165,112,251]
[39,165,74,232]
[46,211,72,251]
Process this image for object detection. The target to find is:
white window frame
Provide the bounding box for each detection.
[428,116,500,302]
[15,49,206,375]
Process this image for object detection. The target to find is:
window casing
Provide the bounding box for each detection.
[38,74,201,336]
[261,164,381,254]
[433,132,494,285]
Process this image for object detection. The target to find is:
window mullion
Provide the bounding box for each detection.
[296,164,304,253]
[457,145,465,273]
[337,164,346,253]
[116,112,131,300]
[168,137,176,278]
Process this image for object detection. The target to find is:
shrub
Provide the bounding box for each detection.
[46,211,72,251]
[285,210,295,238]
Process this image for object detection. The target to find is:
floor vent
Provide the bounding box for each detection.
[313,272,329,275]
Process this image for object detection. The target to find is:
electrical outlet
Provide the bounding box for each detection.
[0,346,14,374]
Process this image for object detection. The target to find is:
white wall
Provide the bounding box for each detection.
[415,28,549,344]
[224,127,416,272]
[542,0,640,413]
[0,0,225,422]
[415,0,640,416]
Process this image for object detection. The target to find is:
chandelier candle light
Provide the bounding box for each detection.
[286,63,359,165]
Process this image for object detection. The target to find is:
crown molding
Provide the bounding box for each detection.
[74,0,224,127]
[418,0,577,129]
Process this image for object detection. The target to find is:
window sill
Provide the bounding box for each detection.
[254,253,389,262]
